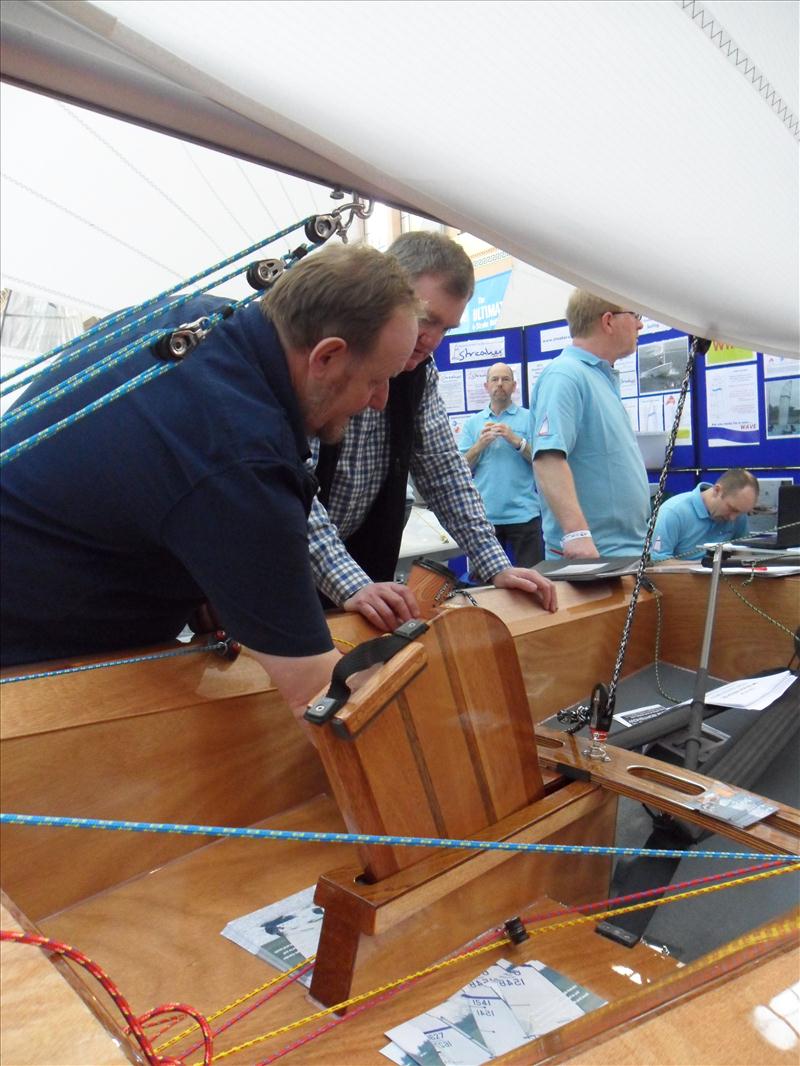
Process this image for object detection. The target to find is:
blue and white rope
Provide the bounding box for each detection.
[1,362,173,466]
[0,812,794,863]
[0,290,264,465]
[0,216,314,389]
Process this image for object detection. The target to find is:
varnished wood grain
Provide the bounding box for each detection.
[497,913,800,1066]
[0,641,271,739]
[448,582,659,723]
[554,946,800,1065]
[314,608,545,881]
[647,569,799,679]
[10,798,798,1066]
[0,896,133,1066]
[309,783,617,1006]
[536,725,800,854]
[35,795,654,1066]
[1,692,327,919]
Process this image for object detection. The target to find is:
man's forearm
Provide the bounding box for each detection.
[462,442,484,469]
[250,647,340,719]
[533,452,588,532]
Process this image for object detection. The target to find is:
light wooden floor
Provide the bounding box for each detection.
[37,793,682,1065]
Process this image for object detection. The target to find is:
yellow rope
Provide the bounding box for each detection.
[154,956,315,1053]
[533,914,799,1045]
[201,862,799,1063]
[330,635,357,649]
[522,861,800,938]
[205,935,509,1062]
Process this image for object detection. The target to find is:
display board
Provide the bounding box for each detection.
[433,322,797,555]
[696,346,799,481]
[433,327,525,447]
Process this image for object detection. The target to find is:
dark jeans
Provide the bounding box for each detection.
[494,517,544,568]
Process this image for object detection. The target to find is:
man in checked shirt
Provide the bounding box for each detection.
[309,231,557,631]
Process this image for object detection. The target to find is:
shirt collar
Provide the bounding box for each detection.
[484,402,520,418]
[693,483,713,517]
[562,345,616,378]
[238,303,310,460]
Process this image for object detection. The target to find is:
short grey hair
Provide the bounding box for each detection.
[565,289,624,337]
[262,243,416,355]
[388,231,475,300]
[717,469,760,497]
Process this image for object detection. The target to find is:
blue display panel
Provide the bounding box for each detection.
[696,349,799,481]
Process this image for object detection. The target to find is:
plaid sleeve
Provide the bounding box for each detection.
[410,366,511,581]
[307,493,373,605]
[306,438,371,605]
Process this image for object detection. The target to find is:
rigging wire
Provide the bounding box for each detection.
[1,173,183,279]
[60,103,228,256]
[182,144,254,245]
[235,163,294,255]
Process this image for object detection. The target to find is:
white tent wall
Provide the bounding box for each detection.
[1,0,798,355]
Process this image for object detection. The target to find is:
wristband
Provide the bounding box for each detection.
[516,437,527,452]
[561,529,592,547]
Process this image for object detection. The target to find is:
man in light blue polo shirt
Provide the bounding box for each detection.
[530,290,650,558]
[651,469,759,560]
[460,363,543,566]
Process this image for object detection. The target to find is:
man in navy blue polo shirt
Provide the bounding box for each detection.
[530,289,650,559]
[0,245,418,714]
[459,363,543,566]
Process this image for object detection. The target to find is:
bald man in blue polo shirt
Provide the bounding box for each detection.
[530,290,650,559]
[460,363,543,566]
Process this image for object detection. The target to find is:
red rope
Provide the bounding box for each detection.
[2,860,789,1064]
[0,931,212,1066]
[256,858,790,1063]
[520,857,789,926]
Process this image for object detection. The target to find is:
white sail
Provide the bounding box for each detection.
[1,0,798,355]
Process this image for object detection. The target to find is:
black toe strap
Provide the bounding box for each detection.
[304,619,429,725]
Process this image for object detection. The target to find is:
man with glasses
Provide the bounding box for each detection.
[530,290,650,558]
[309,231,557,631]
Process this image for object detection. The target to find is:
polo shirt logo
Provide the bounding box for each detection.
[538,415,550,436]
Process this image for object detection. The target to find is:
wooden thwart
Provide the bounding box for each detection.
[309,606,800,1009]
[309,608,612,1006]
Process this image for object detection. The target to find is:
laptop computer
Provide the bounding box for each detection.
[739,483,800,550]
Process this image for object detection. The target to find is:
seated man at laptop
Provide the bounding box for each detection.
[651,469,759,560]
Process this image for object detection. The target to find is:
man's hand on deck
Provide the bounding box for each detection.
[491,567,558,612]
[343,582,420,632]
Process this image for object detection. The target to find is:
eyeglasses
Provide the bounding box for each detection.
[610,311,643,322]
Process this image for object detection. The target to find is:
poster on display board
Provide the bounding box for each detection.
[704,342,757,367]
[696,350,798,472]
[705,363,760,447]
[765,376,800,440]
[763,353,800,380]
